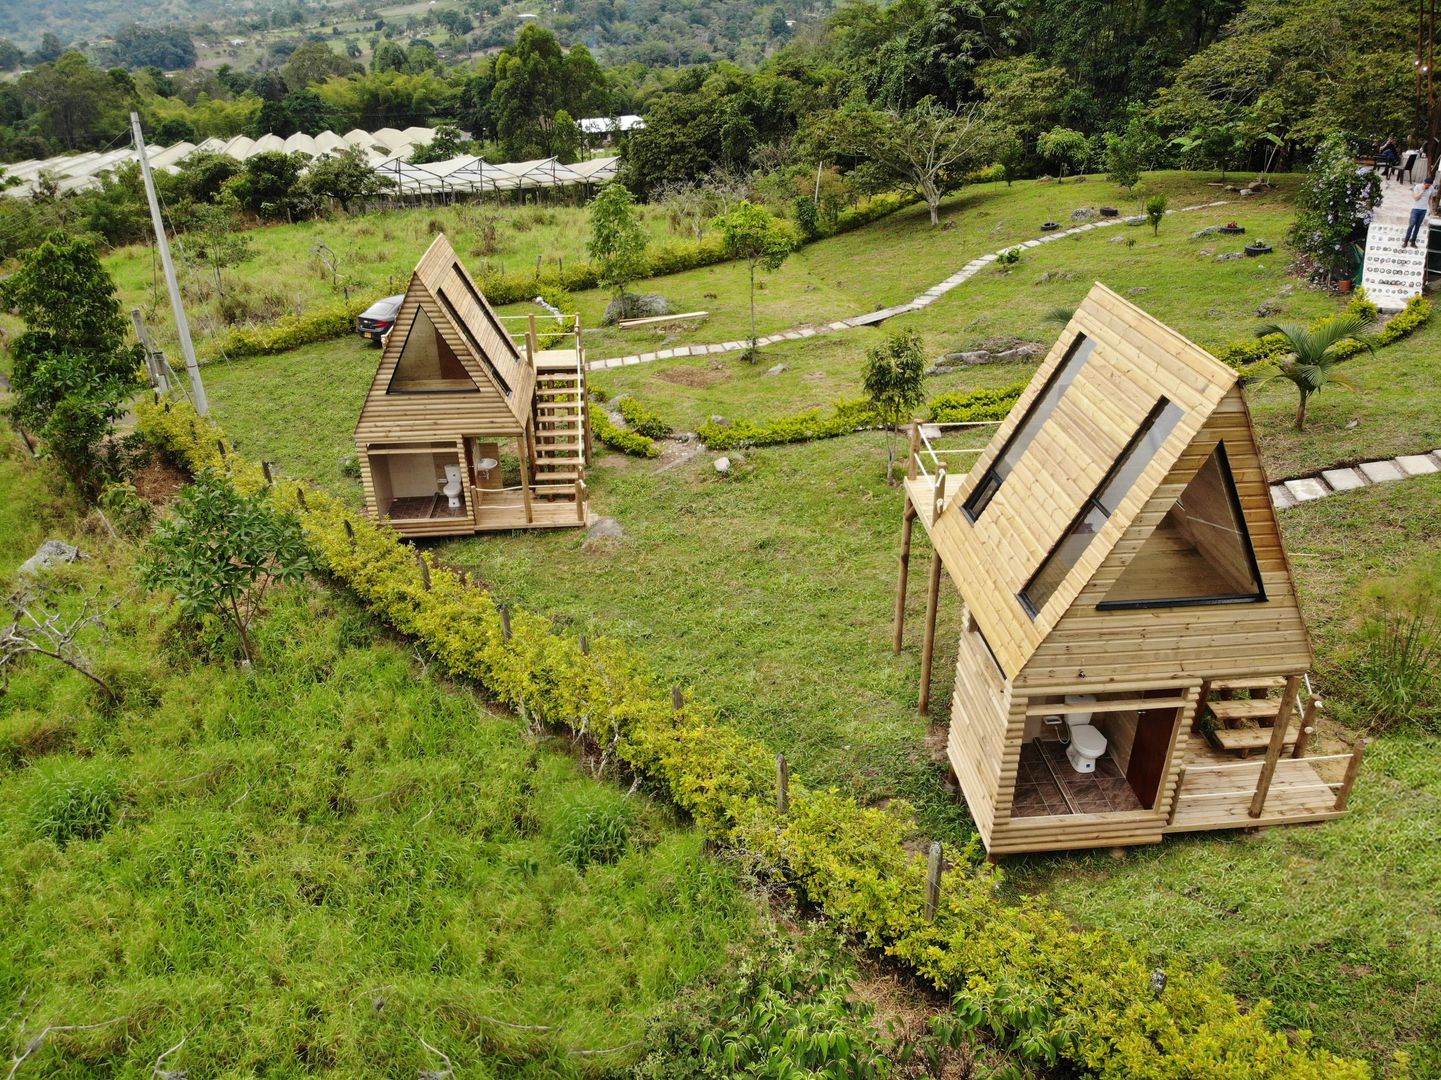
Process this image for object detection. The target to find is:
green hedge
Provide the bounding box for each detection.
[926,382,1027,423]
[207,299,371,362]
[136,398,1371,1080]
[1211,294,1430,372]
[617,396,674,439]
[590,403,660,458]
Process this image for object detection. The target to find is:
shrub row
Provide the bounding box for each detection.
[207,298,372,362]
[695,383,1026,451]
[1211,294,1431,372]
[616,396,674,439]
[589,403,660,458]
[135,397,1372,1080]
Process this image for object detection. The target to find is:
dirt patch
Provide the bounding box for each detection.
[657,364,732,388]
[131,457,189,505]
[654,437,705,473]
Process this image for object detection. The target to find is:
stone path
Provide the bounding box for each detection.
[1271,449,1441,510]
[588,201,1234,371]
[1360,172,1431,312]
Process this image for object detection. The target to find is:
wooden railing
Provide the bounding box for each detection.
[906,419,1000,518]
[1167,741,1367,826]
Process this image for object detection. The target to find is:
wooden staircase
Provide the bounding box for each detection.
[529,356,591,500]
[1198,675,1317,757]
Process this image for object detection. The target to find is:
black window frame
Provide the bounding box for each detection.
[963,333,1096,522]
[1095,442,1268,611]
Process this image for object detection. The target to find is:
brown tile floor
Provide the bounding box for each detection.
[1012,739,1144,817]
[388,494,467,520]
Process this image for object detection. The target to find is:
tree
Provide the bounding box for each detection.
[1290,132,1382,280]
[184,202,253,298]
[587,181,649,311]
[305,146,396,212]
[1254,313,1373,431]
[226,151,311,220]
[33,32,65,63]
[0,38,25,71]
[109,24,195,70]
[1169,121,1246,179]
[17,53,128,149]
[141,472,313,666]
[1145,192,1167,235]
[862,330,927,483]
[1104,121,1149,191]
[281,41,360,91]
[409,122,465,164]
[1,585,117,704]
[813,97,997,226]
[1036,125,1090,181]
[371,39,408,73]
[712,201,797,359]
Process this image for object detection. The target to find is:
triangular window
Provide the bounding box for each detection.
[1099,443,1266,609]
[387,306,479,393]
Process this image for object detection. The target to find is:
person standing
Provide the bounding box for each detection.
[1403,176,1433,248]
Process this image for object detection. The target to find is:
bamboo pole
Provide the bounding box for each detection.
[776,754,790,814]
[1249,674,1302,817]
[893,500,917,655]
[918,549,943,716]
[1333,738,1368,811]
[907,421,920,480]
[924,841,942,922]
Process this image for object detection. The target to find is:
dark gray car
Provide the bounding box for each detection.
[356,294,404,343]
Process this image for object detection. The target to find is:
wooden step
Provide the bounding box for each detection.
[1208,698,1284,723]
[538,374,581,383]
[534,471,582,482]
[536,403,582,412]
[534,455,582,464]
[1208,725,1296,753]
[1210,676,1289,693]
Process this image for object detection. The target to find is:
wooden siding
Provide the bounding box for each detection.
[945,609,1014,845]
[1019,385,1313,690]
[929,284,1239,680]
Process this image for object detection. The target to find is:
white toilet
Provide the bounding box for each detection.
[440,464,464,509]
[1064,694,1108,774]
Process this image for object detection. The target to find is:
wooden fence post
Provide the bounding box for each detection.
[924,840,942,922]
[579,633,589,656]
[893,500,916,655]
[1291,695,1319,759]
[343,519,355,547]
[296,487,308,511]
[776,754,790,814]
[500,605,512,641]
[907,421,920,481]
[672,686,684,712]
[415,551,431,590]
[918,549,943,716]
[1334,738,1368,811]
[216,439,227,459]
[261,461,273,485]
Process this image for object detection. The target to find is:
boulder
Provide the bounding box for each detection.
[713,457,732,476]
[927,342,1042,373]
[1192,225,1224,237]
[582,516,625,551]
[602,293,672,326]
[1238,188,1256,197]
[1215,252,1245,261]
[709,415,727,425]
[18,540,84,578]
[1256,300,1282,317]
[1070,207,1097,221]
[765,364,787,376]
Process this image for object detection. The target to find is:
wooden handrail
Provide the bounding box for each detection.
[933,465,947,520]
[907,422,921,481]
[1333,738,1367,811]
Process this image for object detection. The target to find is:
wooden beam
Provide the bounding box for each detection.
[1291,694,1319,759]
[907,421,920,481]
[617,310,709,328]
[518,434,533,524]
[1333,738,1367,810]
[893,499,917,655]
[918,548,943,716]
[1248,674,1302,818]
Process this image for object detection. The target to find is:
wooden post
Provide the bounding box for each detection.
[261,461,273,485]
[776,754,789,814]
[216,439,227,459]
[893,501,916,655]
[575,479,585,522]
[415,550,431,590]
[924,840,942,922]
[500,605,512,641]
[1291,695,1319,759]
[933,465,947,521]
[907,421,920,481]
[296,487,308,511]
[671,686,684,712]
[343,519,355,547]
[1166,765,1188,826]
[1249,674,1302,818]
[1334,738,1367,811]
[526,313,538,360]
[918,549,943,717]
[517,435,533,524]
[579,633,589,655]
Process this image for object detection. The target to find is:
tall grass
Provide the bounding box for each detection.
[1356,600,1441,731]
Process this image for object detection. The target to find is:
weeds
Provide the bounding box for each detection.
[1355,600,1441,731]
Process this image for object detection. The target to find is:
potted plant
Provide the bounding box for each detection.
[1219,220,1246,235]
[1244,240,1273,257]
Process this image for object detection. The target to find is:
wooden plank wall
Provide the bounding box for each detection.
[1020,386,1313,691]
[946,610,1014,844]
[929,284,1235,681]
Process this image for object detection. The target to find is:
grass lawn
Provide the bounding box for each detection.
[0,446,763,1078]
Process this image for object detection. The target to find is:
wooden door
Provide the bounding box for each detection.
[1126,705,1180,810]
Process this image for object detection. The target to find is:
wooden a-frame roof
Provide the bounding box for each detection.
[930,282,1310,681]
[356,234,533,431]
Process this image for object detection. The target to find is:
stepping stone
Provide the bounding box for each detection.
[977,253,998,262]
[1270,484,1296,510]
[1396,453,1440,476]
[1321,467,1367,492]
[1358,459,1407,483]
[828,321,850,331]
[1284,477,1330,502]
[624,356,642,365]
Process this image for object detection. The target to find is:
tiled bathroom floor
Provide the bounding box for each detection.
[1012,739,1144,817]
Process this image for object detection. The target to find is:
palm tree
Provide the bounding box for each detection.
[1254,313,1374,431]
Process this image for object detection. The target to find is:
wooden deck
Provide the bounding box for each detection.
[1165,732,1347,833]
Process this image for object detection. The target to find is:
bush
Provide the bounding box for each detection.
[698,399,879,450]
[1213,294,1432,373]
[136,399,1372,1080]
[548,787,632,869]
[617,396,673,439]
[211,299,371,361]
[927,382,1026,423]
[591,403,660,458]
[25,758,122,845]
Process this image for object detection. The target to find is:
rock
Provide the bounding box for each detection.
[765,363,787,376]
[994,343,1043,362]
[928,342,1042,373]
[1215,252,1245,261]
[1070,207,1097,221]
[1192,225,1224,237]
[1108,235,1129,244]
[1198,248,1215,257]
[1256,301,1282,317]
[1279,284,1296,296]
[582,517,624,551]
[1225,185,1241,193]
[1238,188,1256,197]
[601,292,671,326]
[709,415,727,425]
[1036,174,1055,184]
[18,540,84,578]
[713,457,732,476]
[1073,174,1087,183]
[1127,286,1149,297]
[611,392,631,405]
[1035,270,1075,284]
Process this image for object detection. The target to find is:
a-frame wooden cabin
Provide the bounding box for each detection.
[895,284,1366,857]
[354,234,593,537]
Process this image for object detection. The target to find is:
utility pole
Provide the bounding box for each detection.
[130,111,208,415]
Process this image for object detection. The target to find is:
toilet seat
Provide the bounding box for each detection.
[1069,724,1107,757]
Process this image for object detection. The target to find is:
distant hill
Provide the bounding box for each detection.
[0,0,326,52]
